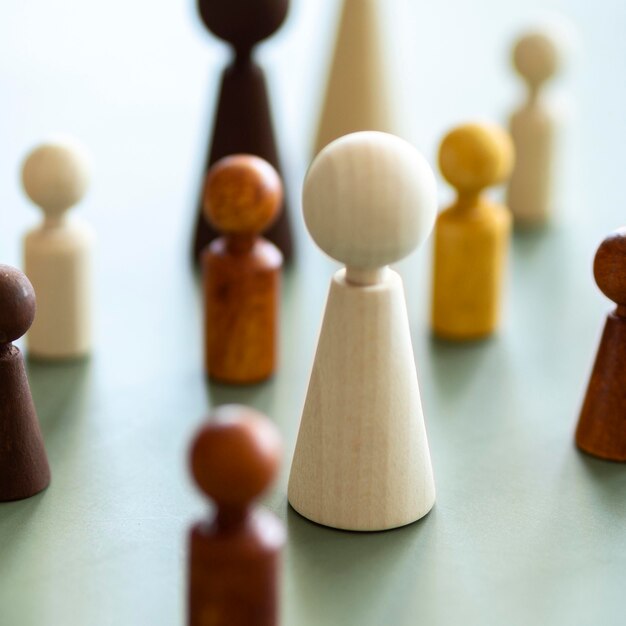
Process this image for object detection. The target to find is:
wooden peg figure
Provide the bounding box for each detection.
[22,140,94,359]
[314,0,393,155]
[507,31,562,228]
[289,131,437,532]
[432,123,515,340]
[192,0,293,263]
[0,265,51,501]
[576,229,626,461]
[202,155,283,384]
[188,405,285,626]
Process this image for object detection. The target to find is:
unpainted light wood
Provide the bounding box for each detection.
[432,123,514,340]
[507,31,561,228]
[289,131,437,531]
[22,140,94,359]
[202,155,283,384]
[314,0,393,155]
[0,265,51,501]
[188,405,285,626]
[575,228,626,461]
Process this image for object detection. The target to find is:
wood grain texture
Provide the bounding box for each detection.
[289,269,436,530]
[202,155,283,384]
[188,405,285,626]
[0,265,50,501]
[289,132,437,531]
[507,31,561,228]
[576,228,626,461]
[314,0,393,155]
[22,141,93,359]
[432,123,514,340]
[192,0,293,263]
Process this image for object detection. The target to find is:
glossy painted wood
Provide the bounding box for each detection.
[432,123,514,340]
[289,132,437,531]
[202,155,283,384]
[188,405,285,626]
[192,0,293,262]
[576,228,626,461]
[0,265,50,501]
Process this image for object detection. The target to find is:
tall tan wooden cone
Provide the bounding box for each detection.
[314,0,393,155]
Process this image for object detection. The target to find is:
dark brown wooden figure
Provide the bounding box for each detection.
[0,265,51,501]
[192,0,293,264]
[202,154,283,384]
[576,228,626,461]
[188,405,285,626]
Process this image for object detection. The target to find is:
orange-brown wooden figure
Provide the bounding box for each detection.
[432,123,515,340]
[188,405,285,626]
[202,155,283,383]
[575,228,626,461]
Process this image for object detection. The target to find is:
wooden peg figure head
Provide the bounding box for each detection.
[203,154,283,243]
[303,131,437,283]
[22,140,90,224]
[439,123,514,196]
[594,228,626,315]
[198,0,289,54]
[0,265,36,348]
[190,405,282,522]
[513,31,560,91]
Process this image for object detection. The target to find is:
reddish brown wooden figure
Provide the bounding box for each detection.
[0,265,51,500]
[192,0,293,263]
[188,405,285,626]
[576,228,626,461]
[202,154,283,384]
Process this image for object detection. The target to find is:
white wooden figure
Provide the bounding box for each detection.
[22,140,94,359]
[288,131,437,532]
[507,30,562,228]
[314,0,393,156]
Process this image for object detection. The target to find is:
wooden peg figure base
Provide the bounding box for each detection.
[576,313,626,461]
[289,268,436,531]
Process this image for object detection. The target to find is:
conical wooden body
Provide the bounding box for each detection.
[288,269,435,531]
[0,346,50,501]
[193,61,293,263]
[508,103,557,228]
[314,0,393,155]
[576,313,626,461]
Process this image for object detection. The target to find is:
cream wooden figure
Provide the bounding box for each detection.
[289,131,437,532]
[432,123,514,340]
[507,31,561,228]
[313,0,393,155]
[22,140,93,359]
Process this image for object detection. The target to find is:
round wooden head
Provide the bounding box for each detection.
[203,154,283,237]
[22,140,90,218]
[198,0,289,51]
[439,123,514,194]
[303,131,437,270]
[0,265,36,346]
[513,31,560,89]
[190,405,282,509]
[594,228,626,308]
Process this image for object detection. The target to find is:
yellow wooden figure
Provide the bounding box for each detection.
[432,123,515,340]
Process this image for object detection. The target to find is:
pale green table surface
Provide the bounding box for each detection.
[1,0,625,625]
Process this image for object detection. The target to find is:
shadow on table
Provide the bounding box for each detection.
[285,505,434,625]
